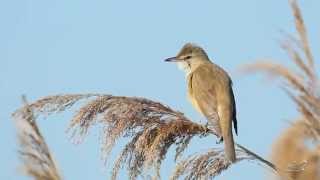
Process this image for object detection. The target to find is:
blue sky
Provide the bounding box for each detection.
[1,0,319,179]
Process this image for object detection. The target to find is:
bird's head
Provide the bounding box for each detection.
[165,43,209,74]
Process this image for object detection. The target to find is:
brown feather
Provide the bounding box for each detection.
[188,63,237,162]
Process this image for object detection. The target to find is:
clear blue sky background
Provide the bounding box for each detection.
[1,0,319,179]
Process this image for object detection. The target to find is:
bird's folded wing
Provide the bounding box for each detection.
[190,65,227,135]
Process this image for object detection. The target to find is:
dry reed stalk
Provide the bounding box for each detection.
[13,94,277,179]
[13,95,62,180]
[242,0,320,179]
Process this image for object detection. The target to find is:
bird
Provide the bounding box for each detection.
[165,43,238,162]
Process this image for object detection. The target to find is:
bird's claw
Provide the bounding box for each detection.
[216,137,223,144]
[203,122,210,133]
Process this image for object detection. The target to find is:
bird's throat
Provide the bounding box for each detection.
[177,61,192,76]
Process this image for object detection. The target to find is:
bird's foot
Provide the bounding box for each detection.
[216,136,223,144]
[204,122,210,133]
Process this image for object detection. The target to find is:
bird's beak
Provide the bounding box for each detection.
[164,57,182,62]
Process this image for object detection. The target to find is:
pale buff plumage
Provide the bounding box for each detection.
[165,43,237,162]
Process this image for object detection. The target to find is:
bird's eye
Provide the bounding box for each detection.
[184,55,192,60]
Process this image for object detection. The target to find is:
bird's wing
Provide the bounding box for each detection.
[190,65,223,136]
[230,85,238,135]
[192,63,237,162]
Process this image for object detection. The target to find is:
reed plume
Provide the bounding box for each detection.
[13,94,276,179]
[12,96,62,180]
[242,0,320,179]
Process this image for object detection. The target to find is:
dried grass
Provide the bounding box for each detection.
[289,0,314,69]
[13,96,62,180]
[13,94,277,179]
[171,149,232,180]
[171,144,277,180]
[14,94,102,117]
[13,94,212,179]
[241,0,320,139]
[242,0,320,179]
[271,120,319,180]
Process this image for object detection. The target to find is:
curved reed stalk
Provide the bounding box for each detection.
[13,96,62,180]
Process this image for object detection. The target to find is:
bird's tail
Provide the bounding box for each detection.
[223,131,236,163]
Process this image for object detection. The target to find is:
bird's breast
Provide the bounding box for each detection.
[187,73,203,114]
